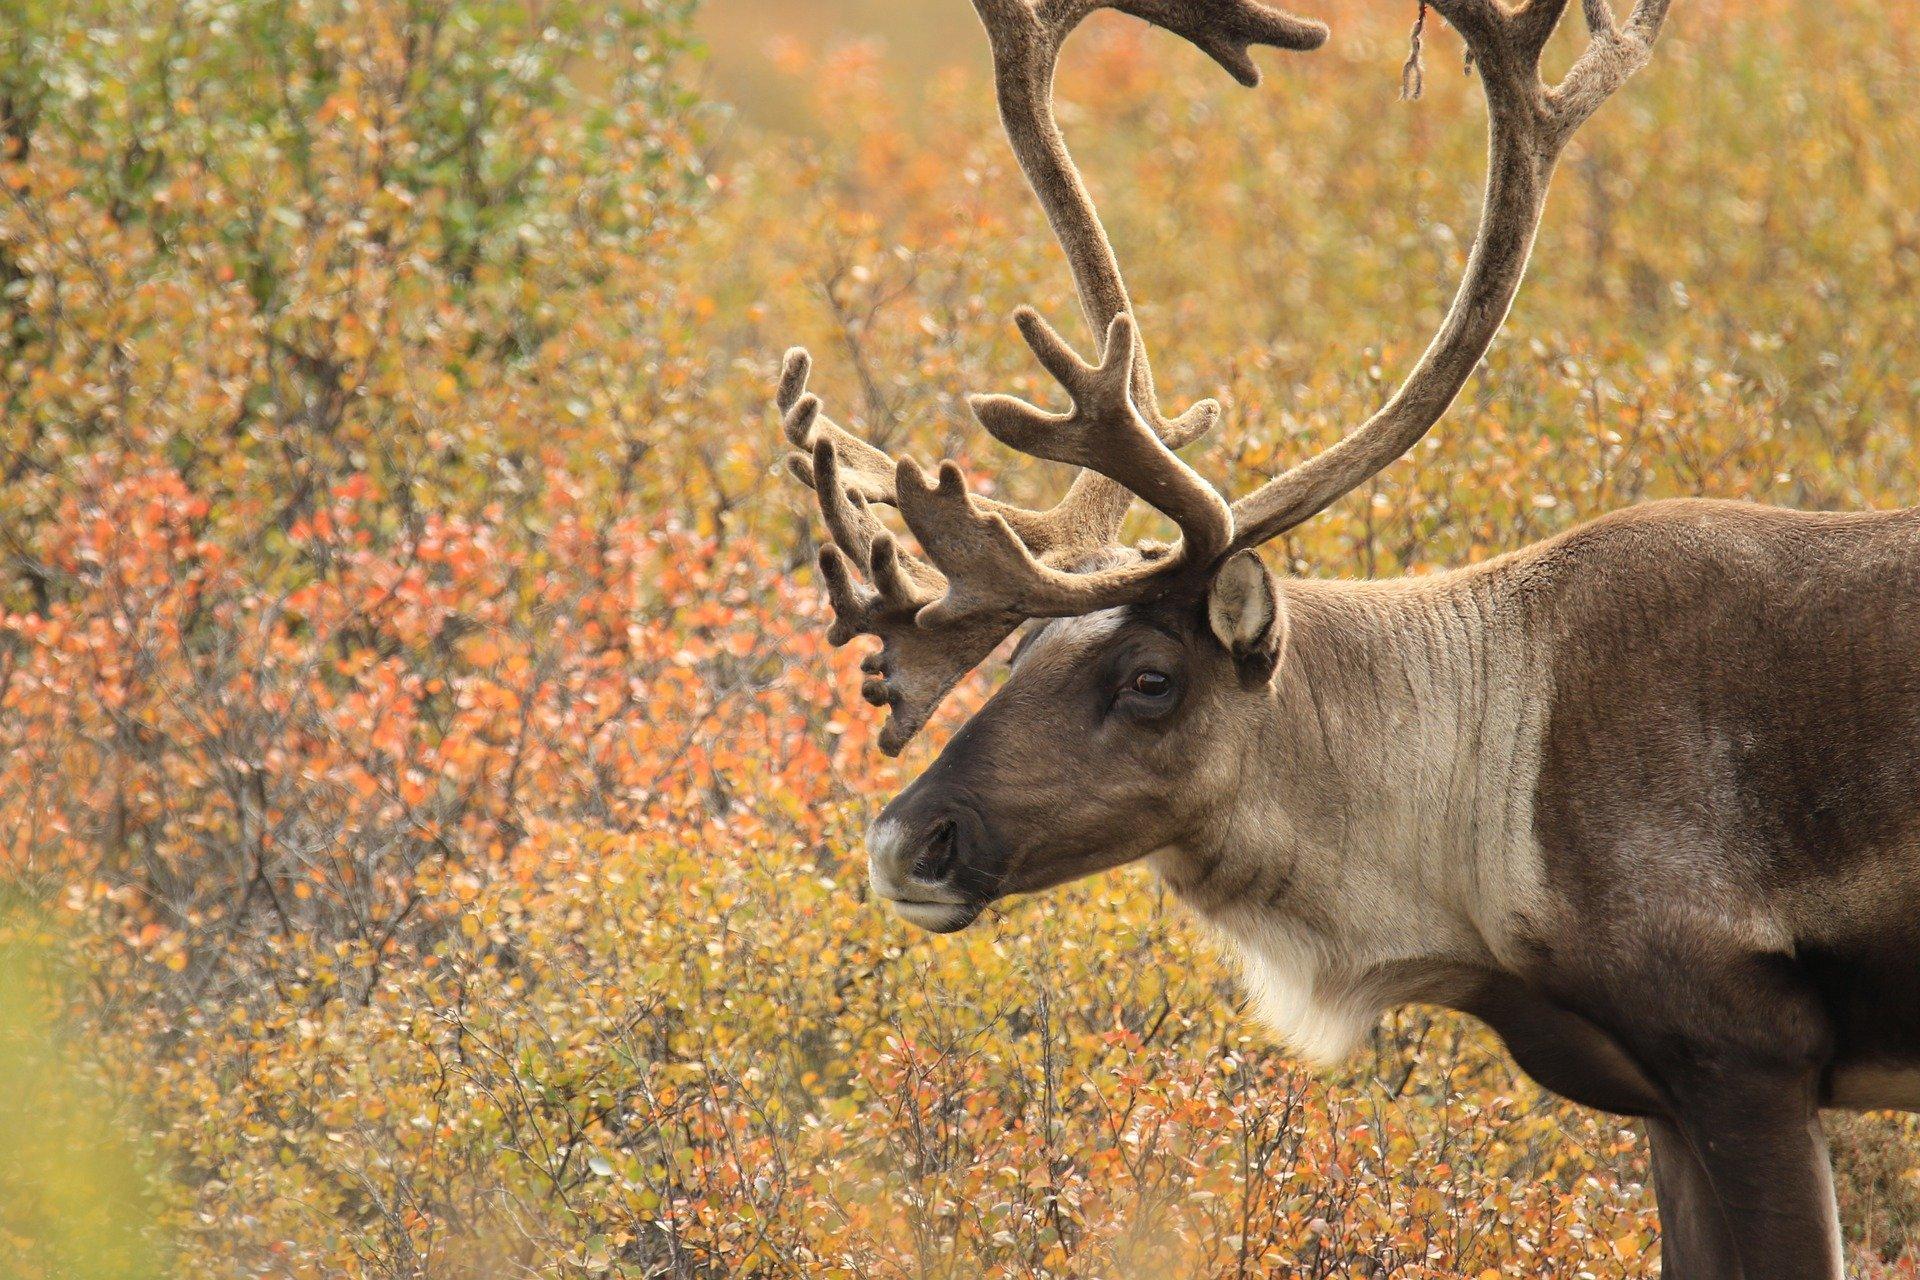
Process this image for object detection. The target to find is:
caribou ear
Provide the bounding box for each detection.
[1207,550,1286,685]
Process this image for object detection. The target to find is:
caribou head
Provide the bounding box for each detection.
[776,0,1670,933]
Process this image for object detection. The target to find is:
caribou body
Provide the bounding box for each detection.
[774,1,1917,1274]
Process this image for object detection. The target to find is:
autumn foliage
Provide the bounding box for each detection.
[2,0,1918,1276]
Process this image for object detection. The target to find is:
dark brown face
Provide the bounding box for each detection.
[865,553,1285,932]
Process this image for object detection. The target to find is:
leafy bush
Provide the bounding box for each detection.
[2,0,1917,1276]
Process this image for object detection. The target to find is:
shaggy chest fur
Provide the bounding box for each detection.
[1150,564,1556,1065]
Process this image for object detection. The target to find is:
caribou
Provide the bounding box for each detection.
[772,0,1920,1274]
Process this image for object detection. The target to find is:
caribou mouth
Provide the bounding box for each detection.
[887,898,983,934]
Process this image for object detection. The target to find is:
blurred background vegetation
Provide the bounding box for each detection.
[1,0,1916,1275]
[697,0,984,127]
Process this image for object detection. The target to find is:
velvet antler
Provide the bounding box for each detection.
[778,0,1671,753]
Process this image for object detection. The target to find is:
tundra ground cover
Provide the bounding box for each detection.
[2,0,1918,1275]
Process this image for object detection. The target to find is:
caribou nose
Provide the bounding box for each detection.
[865,811,981,933]
[866,814,968,900]
[909,818,960,883]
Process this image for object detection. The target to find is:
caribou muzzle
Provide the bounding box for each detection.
[866,799,1002,933]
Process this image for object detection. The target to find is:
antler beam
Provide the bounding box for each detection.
[1225,0,1673,550]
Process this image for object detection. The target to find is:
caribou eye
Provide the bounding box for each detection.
[1129,670,1173,698]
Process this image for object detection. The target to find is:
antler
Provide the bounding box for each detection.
[781,0,1321,753]
[779,310,1234,754]
[778,0,1670,754]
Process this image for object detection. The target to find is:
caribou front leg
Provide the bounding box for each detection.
[1644,1116,1741,1280]
[1610,951,1846,1280]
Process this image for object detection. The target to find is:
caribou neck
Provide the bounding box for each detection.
[1153,569,1552,1064]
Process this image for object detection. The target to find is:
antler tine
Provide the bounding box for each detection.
[1553,0,1672,142]
[781,351,1096,754]
[968,311,1232,571]
[779,348,900,507]
[1066,0,1331,85]
[811,438,947,603]
[808,434,1022,757]
[781,345,1108,560]
[895,460,1132,624]
[1226,0,1672,551]
[815,537,1017,755]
